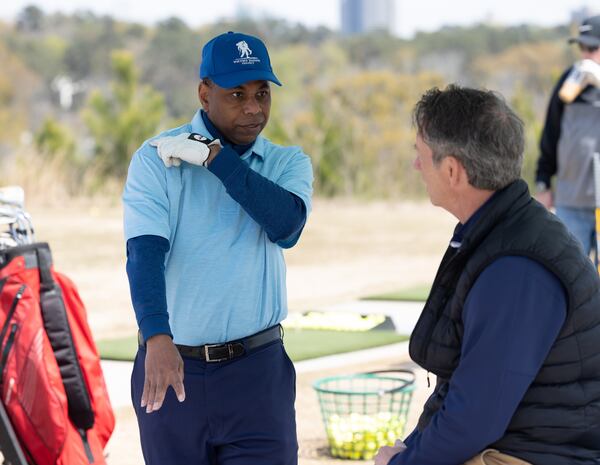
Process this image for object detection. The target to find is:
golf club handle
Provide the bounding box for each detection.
[594,153,600,274]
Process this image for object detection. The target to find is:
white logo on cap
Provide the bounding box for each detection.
[580,25,593,32]
[236,41,252,58]
[233,40,261,65]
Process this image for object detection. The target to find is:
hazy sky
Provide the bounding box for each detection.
[0,0,597,37]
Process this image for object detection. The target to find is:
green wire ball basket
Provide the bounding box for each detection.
[313,370,415,460]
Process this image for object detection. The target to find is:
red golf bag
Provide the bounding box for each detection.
[0,243,115,464]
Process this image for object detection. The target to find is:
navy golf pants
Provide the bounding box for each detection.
[131,339,298,465]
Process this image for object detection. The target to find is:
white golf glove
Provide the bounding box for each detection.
[150,132,222,167]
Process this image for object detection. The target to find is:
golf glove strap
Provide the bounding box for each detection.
[151,132,222,167]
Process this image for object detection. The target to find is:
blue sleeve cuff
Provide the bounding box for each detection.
[207,145,245,183]
[139,314,172,342]
[276,203,307,248]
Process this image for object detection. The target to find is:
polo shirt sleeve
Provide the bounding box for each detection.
[276,149,314,215]
[122,146,171,242]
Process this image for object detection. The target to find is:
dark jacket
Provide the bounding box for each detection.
[410,179,600,465]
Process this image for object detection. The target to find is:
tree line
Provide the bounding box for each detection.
[0,5,579,198]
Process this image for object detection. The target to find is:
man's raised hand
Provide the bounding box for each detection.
[150,132,222,167]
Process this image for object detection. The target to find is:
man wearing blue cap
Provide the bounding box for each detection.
[122,31,313,464]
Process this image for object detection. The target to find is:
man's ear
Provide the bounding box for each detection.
[445,156,466,188]
[198,82,209,112]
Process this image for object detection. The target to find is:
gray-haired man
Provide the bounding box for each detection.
[376,85,600,465]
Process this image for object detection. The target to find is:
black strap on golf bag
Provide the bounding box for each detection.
[0,397,27,465]
[35,244,95,432]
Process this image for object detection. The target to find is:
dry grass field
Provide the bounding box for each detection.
[29,198,456,340]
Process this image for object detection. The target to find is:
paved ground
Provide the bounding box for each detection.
[103,348,429,465]
[102,300,427,464]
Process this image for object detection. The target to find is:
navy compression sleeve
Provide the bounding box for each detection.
[126,234,172,341]
[208,146,307,246]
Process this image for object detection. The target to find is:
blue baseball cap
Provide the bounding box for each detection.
[199,31,282,88]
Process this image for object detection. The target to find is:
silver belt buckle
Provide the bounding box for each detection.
[204,343,228,363]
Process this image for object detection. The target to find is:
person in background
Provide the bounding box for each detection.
[535,15,600,260]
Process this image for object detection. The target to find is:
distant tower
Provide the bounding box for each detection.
[341,0,395,36]
[570,6,598,25]
[234,0,254,21]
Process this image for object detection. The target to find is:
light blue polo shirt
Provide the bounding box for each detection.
[123,110,313,346]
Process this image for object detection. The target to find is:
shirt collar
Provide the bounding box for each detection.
[450,190,500,249]
[190,110,265,160]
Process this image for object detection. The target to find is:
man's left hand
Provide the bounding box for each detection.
[374,440,407,465]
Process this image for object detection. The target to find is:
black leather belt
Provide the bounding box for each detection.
[139,324,282,363]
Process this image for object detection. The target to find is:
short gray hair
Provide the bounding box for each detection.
[413,85,524,190]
